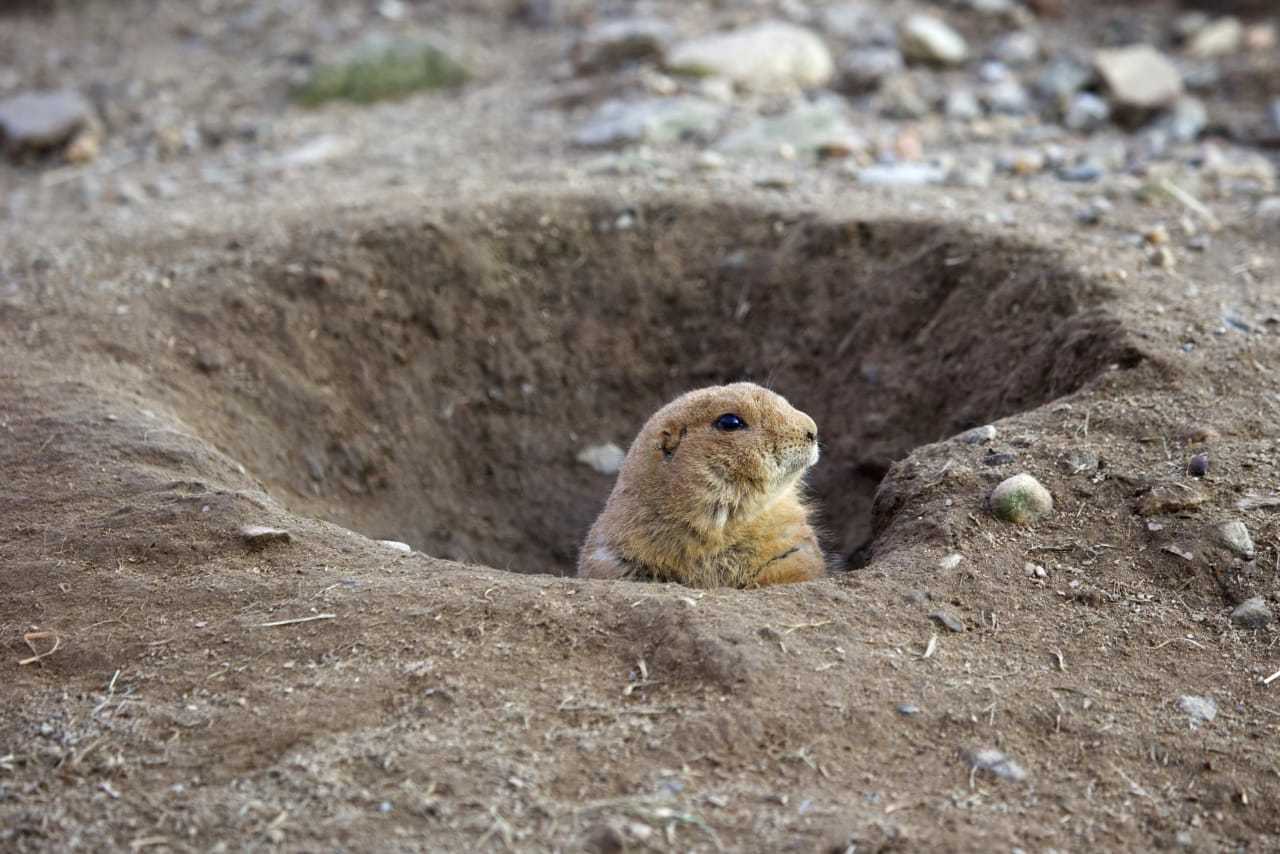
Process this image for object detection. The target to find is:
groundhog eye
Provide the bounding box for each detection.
[713,413,747,431]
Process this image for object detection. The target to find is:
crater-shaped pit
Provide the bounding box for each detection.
[160,197,1132,573]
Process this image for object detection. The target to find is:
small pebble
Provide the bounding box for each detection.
[929,610,966,633]
[1063,92,1110,133]
[989,473,1054,524]
[899,14,969,66]
[896,703,921,716]
[958,425,997,444]
[964,748,1027,782]
[1136,484,1205,515]
[1149,246,1176,269]
[1176,694,1217,728]
[1217,520,1255,560]
[1058,162,1103,182]
[1188,453,1209,477]
[939,553,963,570]
[378,539,413,553]
[240,525,293,549]
[1075,197,1112,225]
[982,451,1017,467]
[1230,596,1272,629]
[1024,562,1048,578]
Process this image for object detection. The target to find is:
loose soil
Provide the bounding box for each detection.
[3,2,1280,852]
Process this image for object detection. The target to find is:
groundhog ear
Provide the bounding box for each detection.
[659,426,687,460]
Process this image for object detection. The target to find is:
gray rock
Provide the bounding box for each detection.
[878,74,930,119]
[990,31,1039,67]
[1256,196,1280,222]
[0,89,94,152]
[964,748,1027,782]
[958,425,997,444]
[1094,45,1183,110]
[944,89,983,120]
[718,97,864,157]
[854,162,947,186]
[1180,60,1222,93]
[822,3,897,47]
[1217,520,1255,560]
[1174,11,1211,42]
[946,157,994,187]
[573,97,723,148]
[1149,97,1207,143]
[1060,447,1101,473]
[1064,92,1111,132]
[899,14,969,66]
[1057,161,1103,182]
[1268,98,1280,135]
[896,703,921,716]
[1036,56,1093,101]
[1231,597,1272,629]
[1187,17,1243,58]
[982,451,1017,467]
[929,611,966,633]
[984,79,1031,115]
[835,47,904,94]
[577,442,626,474]
[573,18,674,73]
[666,22,834,92]
[1177,694,1217,728]
[990,473,1053,524]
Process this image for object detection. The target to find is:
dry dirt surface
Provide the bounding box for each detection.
[4,1,1280,852]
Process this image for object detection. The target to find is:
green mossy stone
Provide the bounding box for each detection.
[990,473,1053,525]
[293,43,468,107]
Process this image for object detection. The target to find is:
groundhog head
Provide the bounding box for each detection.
[626,382,819,531]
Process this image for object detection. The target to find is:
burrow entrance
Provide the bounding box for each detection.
[161,197,1132,574]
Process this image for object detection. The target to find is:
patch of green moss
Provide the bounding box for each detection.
[293,43,468,107]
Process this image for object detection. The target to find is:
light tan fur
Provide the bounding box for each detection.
[577,383,825,588]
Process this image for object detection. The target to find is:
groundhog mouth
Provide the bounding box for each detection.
[779,444,820,476]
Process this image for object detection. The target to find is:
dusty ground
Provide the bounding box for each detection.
[3,1,1280,851]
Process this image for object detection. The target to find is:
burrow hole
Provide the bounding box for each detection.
[168,198,1129,573]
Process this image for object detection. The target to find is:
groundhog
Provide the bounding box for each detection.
[577,382,825,588]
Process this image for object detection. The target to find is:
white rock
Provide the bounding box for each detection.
[899,14,969,66]
[1094,45,1183,110]
[1187,17,1243,58]
[965,748,1027,782]
[577,442,626,475]
[378,539,413,553]
[666,21,834,92]
[1177,694,1217,728]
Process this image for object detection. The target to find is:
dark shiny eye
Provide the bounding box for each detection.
[713,413,747,431]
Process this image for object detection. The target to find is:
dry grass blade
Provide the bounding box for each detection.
[256,613,336,628]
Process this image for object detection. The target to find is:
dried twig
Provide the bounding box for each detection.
[256,613,336,628]
[19,631,60,666]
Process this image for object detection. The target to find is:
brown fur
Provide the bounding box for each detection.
[577,383,825,588]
